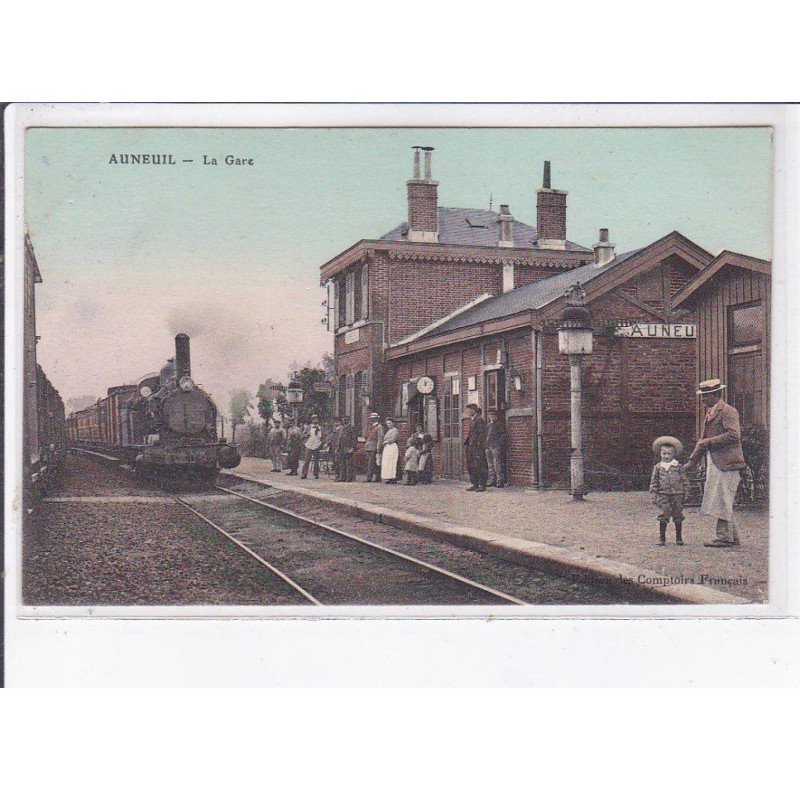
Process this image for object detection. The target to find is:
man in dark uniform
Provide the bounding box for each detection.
[337,417,357,482]
[285,418,304,476]
[365,412,384,482]
[464,403,488,492]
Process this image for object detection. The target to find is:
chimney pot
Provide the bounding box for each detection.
[412,146,421,179]
[497,204,514,247]
[543,160,551,189]
[593,228,616,267]
[422,146,434,180]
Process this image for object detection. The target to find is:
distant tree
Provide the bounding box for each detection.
[229,389,255,445]
[289,364,333,422]
[256,381,288,422]
[321,352,334,383]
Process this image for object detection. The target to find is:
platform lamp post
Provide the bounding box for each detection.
[286,375,304,420]
[557,284,594,500]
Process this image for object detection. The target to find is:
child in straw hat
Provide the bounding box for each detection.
[649,436,691,546]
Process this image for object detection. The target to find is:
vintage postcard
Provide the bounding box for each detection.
[5,104,787,624]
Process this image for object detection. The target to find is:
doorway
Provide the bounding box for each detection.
[440,374,463,478]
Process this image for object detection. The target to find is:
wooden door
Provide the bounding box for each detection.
[440,374,463,478]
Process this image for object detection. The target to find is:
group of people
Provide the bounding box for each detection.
[462,405,509,492]
[264,412,435,485]
[265,404,511,490]
[648,378,747,549]
[264,376,746,550]
[265,414,325,479]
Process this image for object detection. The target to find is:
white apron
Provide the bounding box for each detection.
[380,442,399,481]
[701,454,740,522]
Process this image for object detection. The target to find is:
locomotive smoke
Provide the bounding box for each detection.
[164,302,263,412]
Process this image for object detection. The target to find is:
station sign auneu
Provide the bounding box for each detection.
[614,323,696,338]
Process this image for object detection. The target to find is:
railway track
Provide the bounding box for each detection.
[175,485,529,606]
[45,450,634,606]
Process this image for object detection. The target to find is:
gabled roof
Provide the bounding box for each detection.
[380,207,591,252]
[386,230,714,356]
[672,250,772,309]
[413,249,642,341]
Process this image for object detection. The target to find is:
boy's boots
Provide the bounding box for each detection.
[659,521,667,545]
[675,522,684,546]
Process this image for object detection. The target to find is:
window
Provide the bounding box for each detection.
[360,267,369,321]
[353,371,364,432]
[442,375,461,439]
[346,374,354,420]
[728,301,764,426]
[397,381,410,418]
[338,373,347,418]
[353,267,362,322]
[345,273,355,325]
[337,278,346,329]
[484,368,506,412]
[730,302,763,350]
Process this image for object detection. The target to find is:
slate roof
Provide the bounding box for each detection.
[415,248,644,340]
[380,207,591,252]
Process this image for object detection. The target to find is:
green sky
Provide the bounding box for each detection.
[25,126,772,406]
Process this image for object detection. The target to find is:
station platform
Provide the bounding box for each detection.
[228,457,770,604]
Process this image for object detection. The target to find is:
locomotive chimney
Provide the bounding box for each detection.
[175,333,191,379]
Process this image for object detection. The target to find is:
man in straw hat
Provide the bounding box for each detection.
[649,435,690,545]
[686,379,746,547]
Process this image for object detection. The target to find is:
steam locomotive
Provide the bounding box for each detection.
[68,334,240,485]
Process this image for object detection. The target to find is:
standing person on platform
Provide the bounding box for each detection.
[365,413,384,483]
[267,418,286,473]
[381,418,400,484]
[337,416,357,482]
[329,418,343,481]
[300,414,324,480]
[285,418,304,476]
[485,409,509,488]
[686,379,747,547]
[417,435,434,484]
[409,423,425,449]
[403,439,420,485]
[464,404,488,492]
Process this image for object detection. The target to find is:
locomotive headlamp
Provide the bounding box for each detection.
[140,385,152,398]
[179,376,195,392]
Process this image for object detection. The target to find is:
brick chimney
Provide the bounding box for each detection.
[407,146,439,243]
[594,228,616,267]
[497,204,514,248]
[536,160,567,250]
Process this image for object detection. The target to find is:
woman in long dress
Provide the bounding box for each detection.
[381,418,400,484]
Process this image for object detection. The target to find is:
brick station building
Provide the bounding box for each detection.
[318,147,739,488]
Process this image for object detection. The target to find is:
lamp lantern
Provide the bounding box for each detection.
[286,377,304,406]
